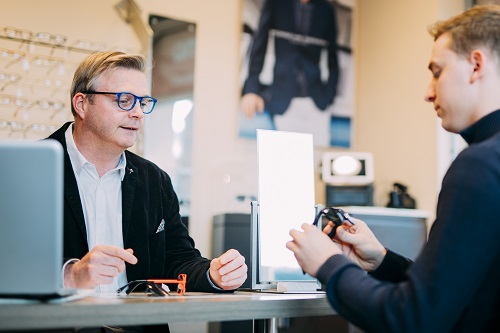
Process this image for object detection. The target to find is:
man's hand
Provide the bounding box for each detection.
[287,223,342,277]
[325,218,387,272]
[209,249,247,290]
[64,245,138,289]
[241,93,264,118]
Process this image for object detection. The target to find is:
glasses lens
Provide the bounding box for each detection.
[141,97,155,114]
[117,93,135,111]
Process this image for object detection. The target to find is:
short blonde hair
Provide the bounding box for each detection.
[70,51,146,116]
[428,4,500,61]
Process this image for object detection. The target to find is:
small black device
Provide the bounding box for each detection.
[387,182,416,209]
[313,207,355,238]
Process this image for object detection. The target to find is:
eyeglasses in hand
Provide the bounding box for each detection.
[313,207,355,238]
[82,91,157,114]
[302,208,355,275]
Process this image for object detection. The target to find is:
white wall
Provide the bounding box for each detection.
[1,0,467,259]
[355,0,438,218]
[137,0,257,257]
[139,0,462,256]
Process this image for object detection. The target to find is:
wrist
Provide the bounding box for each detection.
[63,259,79,288]
[207,269,223,290]
[372,247,387,271]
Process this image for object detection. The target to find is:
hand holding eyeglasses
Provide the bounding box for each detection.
[287,208,388,276]
[288,207,356,276]
[313,207,355,238]
[287,222,345,277]
[330,217,387,272]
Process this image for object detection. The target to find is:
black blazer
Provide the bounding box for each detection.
[48,122,223,293]
[242,0,339,116]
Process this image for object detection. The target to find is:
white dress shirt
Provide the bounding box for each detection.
[65,124,127,293]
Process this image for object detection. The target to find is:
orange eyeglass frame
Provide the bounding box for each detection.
[147,273,187,295]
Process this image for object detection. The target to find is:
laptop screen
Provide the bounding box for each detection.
[0,140,64,296]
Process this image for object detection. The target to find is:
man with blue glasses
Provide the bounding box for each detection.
[46,51,247,332]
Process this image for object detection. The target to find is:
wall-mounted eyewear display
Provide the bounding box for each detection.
[0,71,21,92]
[1,120,59,138]
[23,123,58,138]
[0,120,24,136]
[24,98,65,119]
[0,24,143,140]
[30,55,64,75]
[0,26,132,56]
[70,39,106,53]
[0,94,29,115]
[1,27,33,42]
[34,32,67,46]
[0,48,26,69]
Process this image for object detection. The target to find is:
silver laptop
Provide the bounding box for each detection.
[0,139,75,300]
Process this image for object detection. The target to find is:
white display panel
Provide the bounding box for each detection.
[256,129,316,282]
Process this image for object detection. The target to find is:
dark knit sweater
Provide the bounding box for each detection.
[317,110,500,333]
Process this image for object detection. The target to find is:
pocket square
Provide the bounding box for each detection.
[156,219,165,233]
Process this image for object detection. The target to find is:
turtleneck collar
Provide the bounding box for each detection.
[460,109,500,145]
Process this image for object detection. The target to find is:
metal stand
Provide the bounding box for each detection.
[254,318,278,333]
[250,201,323,292]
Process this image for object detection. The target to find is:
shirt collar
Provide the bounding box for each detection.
[65,123,127,180]
[460,109,500,145]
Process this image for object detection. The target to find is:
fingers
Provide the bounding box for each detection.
[323,221,334,237]
[335,218,365,245]
[285,239,299,252]
[218,249,243,274]
[67,245,137,289]
[287,225,341,277]
[241,94,255,118]
[211,250,248,290]
[219,263,247,287]
[336,225,355,243]
[241,93,264,118]
[256,95,264,113]
[100,245,138,264]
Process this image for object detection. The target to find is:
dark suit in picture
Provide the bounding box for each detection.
[242,0,340,117]
[48,122,224,293]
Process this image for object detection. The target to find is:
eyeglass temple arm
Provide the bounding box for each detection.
[116,280,148,293]
[312,210,325,226]
[147,274,187,284]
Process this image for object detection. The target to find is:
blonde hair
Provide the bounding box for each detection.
[70,51,146,116]
[428,4,500,61]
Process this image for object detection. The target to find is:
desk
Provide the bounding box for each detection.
[0,292,336,331]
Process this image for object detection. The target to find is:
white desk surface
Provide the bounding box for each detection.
[0,291,336,331]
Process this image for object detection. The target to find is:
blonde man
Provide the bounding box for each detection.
[48,52,247,333]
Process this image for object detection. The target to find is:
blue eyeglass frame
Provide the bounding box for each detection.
[82,91,157,114]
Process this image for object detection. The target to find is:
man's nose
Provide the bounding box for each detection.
[129,101,144,119]
[424,82,436,103]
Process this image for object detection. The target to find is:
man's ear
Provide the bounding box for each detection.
[470,49,486,84]
[72,93,86,119]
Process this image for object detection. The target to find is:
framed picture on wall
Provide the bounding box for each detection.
[238,0,355,148]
